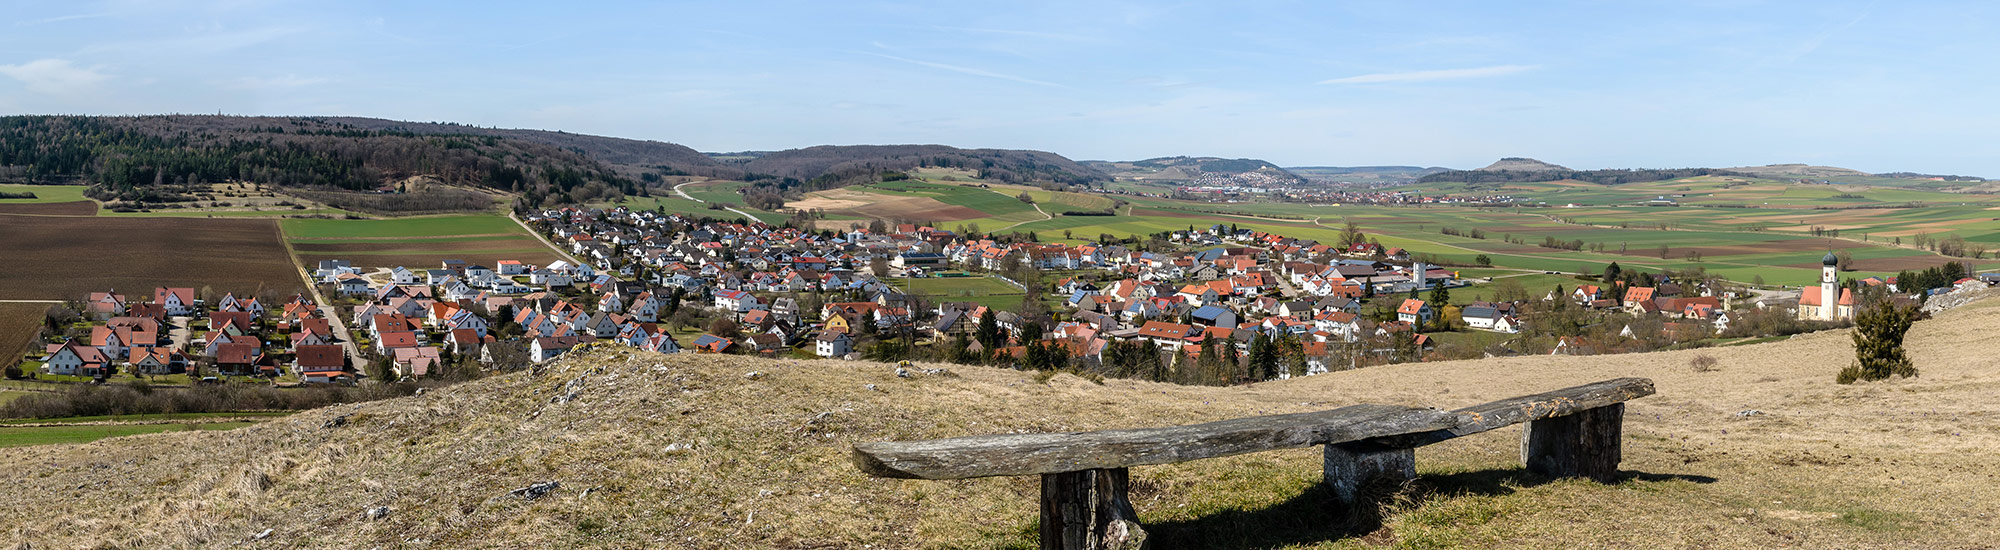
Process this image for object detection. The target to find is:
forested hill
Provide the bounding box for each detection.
[317,117,741,180]
[0,115,649,205]
[727,144,1109,188]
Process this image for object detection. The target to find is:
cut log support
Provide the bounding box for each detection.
[1322,443,1414,530]
[1041,468,1146,550]
[1520,403,1624,483]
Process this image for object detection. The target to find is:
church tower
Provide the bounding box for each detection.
[1820,252,1838,321]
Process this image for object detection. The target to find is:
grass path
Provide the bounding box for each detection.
[998,202,1052,231]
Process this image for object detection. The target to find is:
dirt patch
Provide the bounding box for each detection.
[0,201,96,216]
[0,214,302,300]
[787,196,871,211]
[0,303,47,363]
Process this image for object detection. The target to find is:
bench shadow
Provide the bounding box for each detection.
[1138,468,1717,549]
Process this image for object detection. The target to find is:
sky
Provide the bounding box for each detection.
[3,0,1997,174]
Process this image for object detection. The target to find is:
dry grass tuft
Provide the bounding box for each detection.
[7,301,2000,548]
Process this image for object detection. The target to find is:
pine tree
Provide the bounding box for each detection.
[975,310,999,351]
[1839,302,1920,383]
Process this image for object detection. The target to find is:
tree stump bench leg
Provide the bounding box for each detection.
[1323,443,1414,528]
[1520,403,1624,483]
[1041,468,1146,550]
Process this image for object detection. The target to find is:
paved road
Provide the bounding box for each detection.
[276,220,366,371]
[673,181,761,222]
[1271,270,1301,298]
[509,210,588,267]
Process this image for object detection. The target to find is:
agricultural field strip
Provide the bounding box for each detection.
[0,214,304,301]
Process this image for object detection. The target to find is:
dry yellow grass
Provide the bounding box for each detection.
[7,300,2000,548]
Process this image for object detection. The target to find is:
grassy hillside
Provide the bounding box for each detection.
[734,144,1108,188]
[8,298,2000,548]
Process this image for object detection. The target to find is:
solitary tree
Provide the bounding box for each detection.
[1838,302,1920,384]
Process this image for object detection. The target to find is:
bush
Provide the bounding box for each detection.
[0,381,440,419]
[1689,353,1719,373]
[1840,302,1920,384]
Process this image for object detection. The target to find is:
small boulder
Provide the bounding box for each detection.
[362,506,391,521]
[510,481,561,500]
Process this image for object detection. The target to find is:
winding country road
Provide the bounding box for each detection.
[673,181,761,222]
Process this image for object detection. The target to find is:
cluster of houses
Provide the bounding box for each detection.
[42,287,352,383]
[518,208,1507,373]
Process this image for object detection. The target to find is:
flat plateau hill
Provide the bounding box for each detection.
[9,301,2000,548]
[1475,157,1570,171]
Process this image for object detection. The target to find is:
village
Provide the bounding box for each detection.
[14,203,1985,387]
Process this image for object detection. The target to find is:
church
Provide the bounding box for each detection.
[1796,252,1855,321]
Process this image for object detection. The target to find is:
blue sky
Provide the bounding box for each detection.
[3,1,1996,174]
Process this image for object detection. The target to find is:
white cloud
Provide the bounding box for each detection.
[0,59,111,94]
[1318,64,1538,85]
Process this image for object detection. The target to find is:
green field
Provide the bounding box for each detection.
[280,214,529,239]
[890,275,1044,311]
[0,184,91,204]
[0,421,256,448]
[281,213,566,269]
[0,411,295,425]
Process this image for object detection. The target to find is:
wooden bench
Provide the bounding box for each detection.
[852,377,1654,549]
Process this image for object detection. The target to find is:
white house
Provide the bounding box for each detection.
[713,289,757,312]
[391,267,416,285]
[154,287,196,316]
[815,331,853,358]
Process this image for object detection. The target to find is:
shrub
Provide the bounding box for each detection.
[1689,354,1719,373]
[1839,302,1920,384]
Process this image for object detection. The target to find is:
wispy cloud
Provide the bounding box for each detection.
[1318,64,1538,85]
[0,58,111,94]
[863,52,1069,89]
[18,13,115,26]
[927,25,1093,42]
[224,74,330,89]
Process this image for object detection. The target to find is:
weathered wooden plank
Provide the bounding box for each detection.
[854,404,1460,480]
[1323,444,1415,504]
[1364,377,1654,448]
[1041,468,1146,550]
[1521,403,1624,483]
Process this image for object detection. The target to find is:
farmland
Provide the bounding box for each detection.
[0,303,45,366]
[282,214,566,269]
[0,214,304,300]
[995,188,2000,286]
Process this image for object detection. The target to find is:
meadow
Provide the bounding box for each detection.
[0,421,256,448]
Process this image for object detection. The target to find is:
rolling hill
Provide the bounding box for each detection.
[1286,165,1453,185]
[8,299,2000,548]
[1476,157,1570,171]
[724,144,1109,188]
[1086,156,1306,186]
